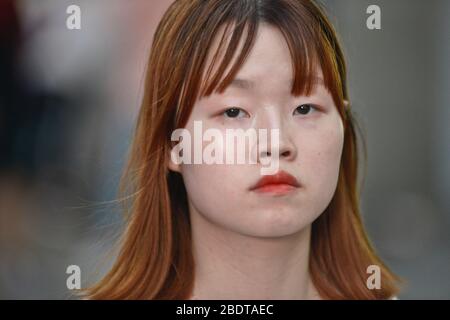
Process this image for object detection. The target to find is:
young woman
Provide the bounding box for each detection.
[83,0,401,299]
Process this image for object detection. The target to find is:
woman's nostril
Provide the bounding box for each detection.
[282,150,291,157]
[260,149,292,159]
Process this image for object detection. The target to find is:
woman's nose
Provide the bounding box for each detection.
[259,132,297,163]
[255,112,297,163]
[251,105,298,165]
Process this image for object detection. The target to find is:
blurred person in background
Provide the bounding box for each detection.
[0,0,172,298]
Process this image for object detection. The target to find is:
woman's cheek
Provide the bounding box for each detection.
[297,119,343,194]
[313,124,344,194]
[182,163,234,208]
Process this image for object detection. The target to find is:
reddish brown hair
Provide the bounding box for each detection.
[83,0,401,299]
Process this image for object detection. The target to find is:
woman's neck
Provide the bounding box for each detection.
[188,207,321,300]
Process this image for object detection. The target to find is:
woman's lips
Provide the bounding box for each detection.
[249,170,300,195]
[252,183,298,195]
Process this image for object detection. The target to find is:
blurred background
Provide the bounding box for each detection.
[0,0,448,299]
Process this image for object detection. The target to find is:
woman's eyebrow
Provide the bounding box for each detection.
[229,78,255,90]
[228,76,324,90]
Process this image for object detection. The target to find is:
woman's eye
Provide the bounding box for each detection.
[293,104,318,116]
[222,107,249,118]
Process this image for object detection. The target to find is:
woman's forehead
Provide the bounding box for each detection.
[197,21,334,101]
[202,24,290,80]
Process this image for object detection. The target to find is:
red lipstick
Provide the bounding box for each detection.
[249,170,300,195]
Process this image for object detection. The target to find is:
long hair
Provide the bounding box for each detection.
[83,0,401,299]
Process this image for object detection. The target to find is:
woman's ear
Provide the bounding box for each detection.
[167,147,182,173]
[343,99,349,109]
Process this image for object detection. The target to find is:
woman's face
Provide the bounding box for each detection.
[169,24,344,238]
